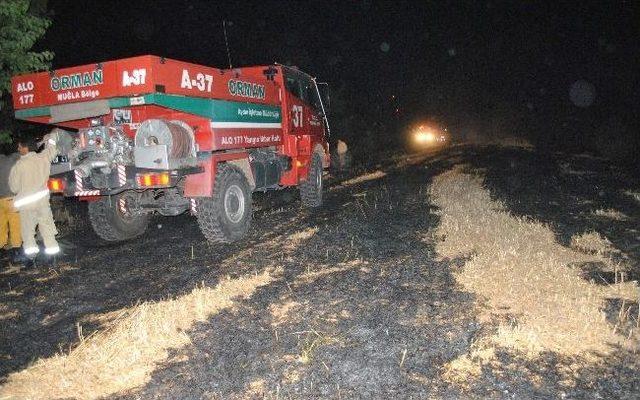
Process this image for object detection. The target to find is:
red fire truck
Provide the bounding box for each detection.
[11,55,330,243]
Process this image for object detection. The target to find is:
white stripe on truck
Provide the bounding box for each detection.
[210,122,282,129]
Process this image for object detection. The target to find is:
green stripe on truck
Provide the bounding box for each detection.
[148,94,282,124]
[15,105,50,119]
[14,94,282,125]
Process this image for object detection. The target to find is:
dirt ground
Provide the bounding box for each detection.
[1,145,639,399]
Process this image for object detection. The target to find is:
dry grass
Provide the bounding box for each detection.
[559,162,593,176]
[295,260,366,285]
[465,135,534,149]
[269,300,301,326]
[296,329,341,364]
[0,265,21,275]
[592,208,629,221]
[35,264,80,283]
[570,231,617,256]
[431,167,639,364]
[283,227,318,251]
[490,136,534,149]
[245,378,268,397]
[287,227,318,243]
[572,153,604,161]
[0,304,19,321]
[0,270,276,400]
[338,170,387,187]
[624,190,640,204]
[443,346,495,385]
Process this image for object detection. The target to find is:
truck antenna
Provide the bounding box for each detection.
[223,20,233,69]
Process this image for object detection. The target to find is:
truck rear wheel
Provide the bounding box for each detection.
[88,194,149,242]
[196,163,252,244]
[300,152,323,208]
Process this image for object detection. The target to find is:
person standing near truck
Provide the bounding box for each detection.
[0,152,22,262]
[9,130,61,264]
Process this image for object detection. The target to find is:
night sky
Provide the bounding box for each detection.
[38,0,640,156]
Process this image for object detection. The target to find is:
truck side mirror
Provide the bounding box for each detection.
[317,82,330,114]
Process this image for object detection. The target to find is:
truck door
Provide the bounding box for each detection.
[283,70,326,137]
[281,69,329,183]
[284,70,310,137]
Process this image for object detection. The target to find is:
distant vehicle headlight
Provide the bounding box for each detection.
[415,130,435,143]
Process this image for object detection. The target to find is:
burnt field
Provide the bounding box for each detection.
[1,145,639,399]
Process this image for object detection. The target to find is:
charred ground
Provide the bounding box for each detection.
[1,145,639,399]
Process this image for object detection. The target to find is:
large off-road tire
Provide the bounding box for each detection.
[88,194,149,242]
[300,152,323,208]
[196,163,252,244]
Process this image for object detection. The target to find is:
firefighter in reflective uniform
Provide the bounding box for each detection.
[9,130,61,262]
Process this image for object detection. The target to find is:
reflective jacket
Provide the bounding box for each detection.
[9,144,57,211]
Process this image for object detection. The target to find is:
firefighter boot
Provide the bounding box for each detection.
[10,247,26,264]
[21,254,36,269]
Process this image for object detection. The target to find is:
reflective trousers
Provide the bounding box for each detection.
[0,197,21,249]
[19,203,59,256]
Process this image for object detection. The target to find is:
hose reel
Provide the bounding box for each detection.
[134,119,197,169]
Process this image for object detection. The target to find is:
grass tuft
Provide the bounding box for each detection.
[592,208,628,221]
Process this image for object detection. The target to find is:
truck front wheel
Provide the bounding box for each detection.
[88,194,149,242]
[196,163,252,244]
[300,152,323,208]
